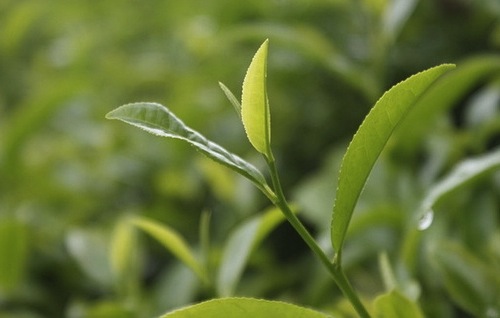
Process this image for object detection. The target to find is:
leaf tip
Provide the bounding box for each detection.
[105,109,117,120]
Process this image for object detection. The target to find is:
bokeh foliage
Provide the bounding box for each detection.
[0,0,499,317]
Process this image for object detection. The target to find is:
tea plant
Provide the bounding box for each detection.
[107,40,500,317]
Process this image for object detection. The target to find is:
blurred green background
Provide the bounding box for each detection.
[0,0,499,317]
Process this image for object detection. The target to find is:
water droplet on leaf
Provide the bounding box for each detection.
[417,210,434,231]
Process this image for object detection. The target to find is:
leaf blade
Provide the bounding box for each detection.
[106,102,270,193]
[161,297,331,318]
[331,64,455,253]
[241,39,271,156]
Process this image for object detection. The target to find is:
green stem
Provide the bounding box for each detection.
[264,153,370,318]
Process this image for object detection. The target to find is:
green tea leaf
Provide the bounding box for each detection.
[106,102,270,195]
[130,216,208,283]
[373,290,424,318]
[241,39,271,157]
[417,147,500,228]
[331,64,455,254]
[219,82,241,118]
[217,207,287,296]
[160,297,332,318]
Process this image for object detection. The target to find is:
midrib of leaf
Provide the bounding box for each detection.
[331,64,455,255]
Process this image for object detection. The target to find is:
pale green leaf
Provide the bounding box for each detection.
[216,207,287,296]
[331,64,455,253]
[373,290,424,318]
[417,147,500,226]
[130,216,207,283]
[219,82,241,118]
[241,39,271,157]
[160,297,332,318]
[106,102,270,195]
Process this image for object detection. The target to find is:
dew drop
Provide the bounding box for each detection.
[417,210,434,231]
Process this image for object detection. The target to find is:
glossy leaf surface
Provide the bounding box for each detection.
[331,64,455,253]
[161,297,332,318]
[106,102,270,194]
[241,39,271,157]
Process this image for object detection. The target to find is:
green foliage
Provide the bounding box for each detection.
[1,0,499,317]
[107,39,498,316]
